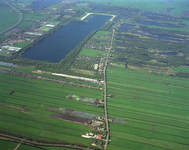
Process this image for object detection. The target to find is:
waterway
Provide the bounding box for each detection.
[21,14,112,63]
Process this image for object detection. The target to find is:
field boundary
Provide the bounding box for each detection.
[0,133,93,150]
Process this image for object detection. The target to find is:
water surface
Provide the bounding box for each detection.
[22,14,112,62]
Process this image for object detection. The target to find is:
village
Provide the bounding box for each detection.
[82,116,106,147]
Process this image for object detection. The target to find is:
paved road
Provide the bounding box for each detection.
[104,30,115,150]
[0,133,93,150]
[0,1,23,35]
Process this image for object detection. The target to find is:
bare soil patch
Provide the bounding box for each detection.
[51,114,90,123]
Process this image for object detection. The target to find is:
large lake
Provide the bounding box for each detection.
[21,14,112,63]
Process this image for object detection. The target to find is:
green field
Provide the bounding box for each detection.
[0,53,12,57]
[79,48,108,57]
[49,4,63,9]
[107,67,189,150]
[40,26,52,31]
[18,21,35,28]
[88,0,189,16]
[13,41,32,48]
[18,12,49,28]
[0,140,81,150]
[0,140,18,150]
[71,6,84,10]
[148,25,189,32]
[173,67,189,73]
[0,72,104,147]
[0,3,19,32]
[96,31,112,35]
[23,12,49,21]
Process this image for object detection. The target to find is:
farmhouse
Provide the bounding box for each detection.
[94,64,98,70]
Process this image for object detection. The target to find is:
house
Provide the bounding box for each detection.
[97,127,105,131]
[93,122,101,126]
[97,116,104,120]
[97,134,103,139]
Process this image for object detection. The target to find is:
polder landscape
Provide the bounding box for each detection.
[0,0,189,150]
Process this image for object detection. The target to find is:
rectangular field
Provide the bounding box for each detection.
[79,48,108,57]
[107,67,189,150]
[0,72,104,147]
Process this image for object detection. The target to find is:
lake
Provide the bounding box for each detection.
[21,14,112,63]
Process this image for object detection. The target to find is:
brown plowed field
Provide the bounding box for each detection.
[51,114,89,123]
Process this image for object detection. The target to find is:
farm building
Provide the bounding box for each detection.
[82,133,94,138]
[0,61,17,67]
[97,134,103,139]
[94,64,98,70]
[52,72,98,83]
[92,121,103,126]
[46,24,55,27]
[97,127,105,131]
[1,46,21,52]
[25,32,43,36]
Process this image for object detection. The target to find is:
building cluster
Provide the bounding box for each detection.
[0,20,59,55]
[98,58,106,75]
[82,117,105,147]
[83,39,111,51]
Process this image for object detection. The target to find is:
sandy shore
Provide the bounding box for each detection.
[81,13,115,21]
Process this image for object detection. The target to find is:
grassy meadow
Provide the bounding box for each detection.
[107,67,189,150]
[88,0,189,16]
[0,72,104,147]
[79,48,108,57]
[0,3,19,32]
[13,41,32,48]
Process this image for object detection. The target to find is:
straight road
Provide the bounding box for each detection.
[104,29,115,150]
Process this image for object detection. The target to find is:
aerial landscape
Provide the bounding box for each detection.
[0,0,189,150]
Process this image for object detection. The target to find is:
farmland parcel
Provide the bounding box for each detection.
[0,71,104,148]
[0,0,189,149]
[106,67,189,150]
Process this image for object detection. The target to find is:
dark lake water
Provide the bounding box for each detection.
[33,0,61,10]
[21,14,112,62]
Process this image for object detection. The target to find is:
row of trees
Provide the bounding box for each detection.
[0,130,87,147]
[0,129,105,149]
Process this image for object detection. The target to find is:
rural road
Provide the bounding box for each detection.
[0,1,23,35]
[104,29,115,150]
